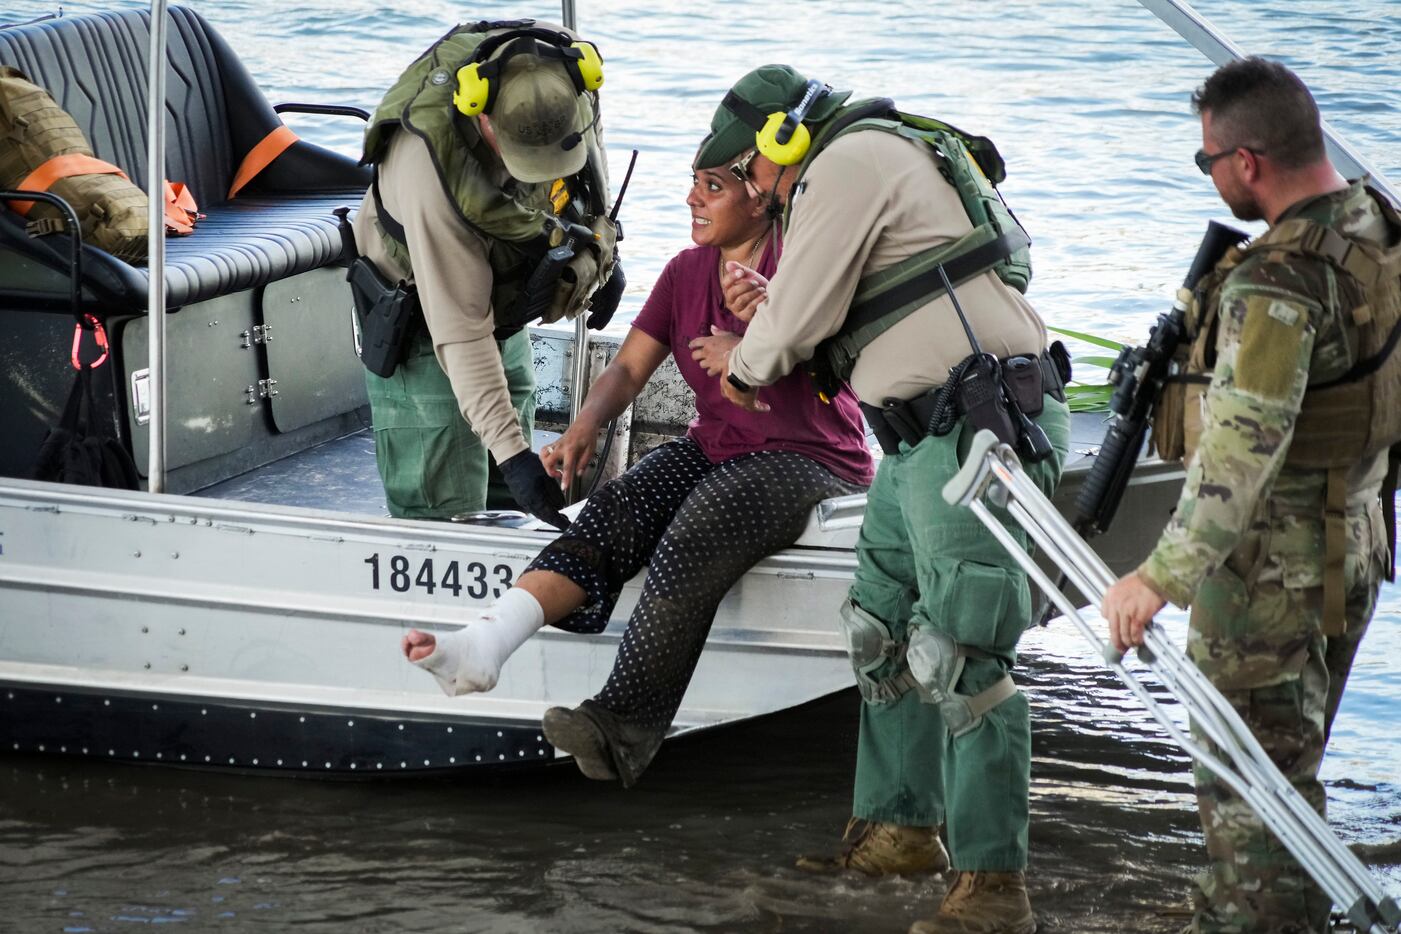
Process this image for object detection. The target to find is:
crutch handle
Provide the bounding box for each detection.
[943,429,1009,506]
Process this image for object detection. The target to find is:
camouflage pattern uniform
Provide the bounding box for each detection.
[1138,182,1393,934]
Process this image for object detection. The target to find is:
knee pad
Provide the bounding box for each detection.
[907,627,1017,737]
[837,599,910,705]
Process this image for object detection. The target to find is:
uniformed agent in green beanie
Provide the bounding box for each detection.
[709,64,1072,934]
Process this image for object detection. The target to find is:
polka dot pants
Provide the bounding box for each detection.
[528,437,863,766]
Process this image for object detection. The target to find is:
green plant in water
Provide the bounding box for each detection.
[1047,325,1122,413]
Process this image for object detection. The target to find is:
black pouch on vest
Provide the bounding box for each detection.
[347,255,420,378]
[955,354,1018,447]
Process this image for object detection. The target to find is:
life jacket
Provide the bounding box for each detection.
[1153,184,1401,634]
[359,20,613,332]
[795,100,1033,385]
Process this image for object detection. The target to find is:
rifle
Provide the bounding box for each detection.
[1072,220,1249,536]
[1030,220,1247,629]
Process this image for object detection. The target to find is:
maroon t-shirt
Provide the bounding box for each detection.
[631,242,875,486]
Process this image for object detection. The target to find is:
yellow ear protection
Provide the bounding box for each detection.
[721,79,829,166]
[453,28,604,117]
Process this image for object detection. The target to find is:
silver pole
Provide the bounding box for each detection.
[561,0,590,503]
[145,0,169,493]
[1136,0,1398,205]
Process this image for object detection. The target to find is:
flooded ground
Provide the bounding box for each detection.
[3,620,1396,932]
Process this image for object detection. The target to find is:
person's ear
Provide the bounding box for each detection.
[1238,148,1262,184]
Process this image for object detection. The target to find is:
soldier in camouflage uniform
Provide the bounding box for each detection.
[1102,57,1397,934]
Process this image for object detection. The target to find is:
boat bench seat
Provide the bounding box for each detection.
[0,6,372,489]
[0,5,368,313]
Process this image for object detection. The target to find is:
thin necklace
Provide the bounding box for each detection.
[718,227,770,286]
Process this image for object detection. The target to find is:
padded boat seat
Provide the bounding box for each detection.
[0,6,369,314]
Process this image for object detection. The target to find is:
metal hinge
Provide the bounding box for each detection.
[239,324,273,349]
[245,378,279,404]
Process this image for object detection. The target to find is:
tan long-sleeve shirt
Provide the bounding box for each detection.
[353,131,530,463]
[728,129,1046,405]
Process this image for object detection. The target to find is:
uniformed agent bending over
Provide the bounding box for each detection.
[1102,58,1401,934]
[353,20,622,527]
[707,65,1072,934]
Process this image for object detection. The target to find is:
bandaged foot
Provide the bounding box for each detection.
[406,588,545,696]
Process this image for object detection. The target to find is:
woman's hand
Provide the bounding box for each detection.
[688,326,741,377]
[540,417,602,492]
[722,260,768,322]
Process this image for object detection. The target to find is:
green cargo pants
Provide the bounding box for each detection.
[364,327,535,520]
[848,399,1069,871]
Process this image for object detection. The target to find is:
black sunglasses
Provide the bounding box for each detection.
[1194,146,1264,175]
[728,148,759,184]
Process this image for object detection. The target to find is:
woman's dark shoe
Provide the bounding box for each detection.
[542,700,665,787]
[542,705,618,781]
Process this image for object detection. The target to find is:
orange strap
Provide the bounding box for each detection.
[227,124,298,199]
[10,153,128,215]
[163,180,201,234]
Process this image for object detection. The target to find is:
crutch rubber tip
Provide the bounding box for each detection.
[1103,645,1125,666]
[1373,893,1400,926]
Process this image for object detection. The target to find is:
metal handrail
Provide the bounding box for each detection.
[1137,0,1398,206]
[145,0,169,493]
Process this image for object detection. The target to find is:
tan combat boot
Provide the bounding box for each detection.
[908,870,1036,934]
[795,818,950,876]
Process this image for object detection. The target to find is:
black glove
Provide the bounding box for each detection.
[586,257,625,331]
[499,450,569,530]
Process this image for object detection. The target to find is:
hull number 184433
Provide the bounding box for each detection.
[364,553,514,600]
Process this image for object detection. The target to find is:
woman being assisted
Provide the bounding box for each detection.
[400,141,874,786]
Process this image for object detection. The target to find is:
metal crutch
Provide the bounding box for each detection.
[942,429,1401,934]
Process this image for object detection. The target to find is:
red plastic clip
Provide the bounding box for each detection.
[71,314,109,370]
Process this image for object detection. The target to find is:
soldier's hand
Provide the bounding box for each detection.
[1101,571,1167,655]
[721,260,768,322]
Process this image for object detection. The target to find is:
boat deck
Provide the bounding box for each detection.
[191,412,1113,518]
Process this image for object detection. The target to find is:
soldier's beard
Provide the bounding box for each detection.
[1225,194,1264,222]
[1217,176,1264,222]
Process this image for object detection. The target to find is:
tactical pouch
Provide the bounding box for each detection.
[1150,378,1186,462]
[955,355,1018,447]
[347,254,420,378]
[1150,374,1208,462]
[1002,355,1045,418]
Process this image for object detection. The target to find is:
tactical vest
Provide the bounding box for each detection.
[797,101,1033,384]
[1153,185,1401,634]
[360,21,611,330]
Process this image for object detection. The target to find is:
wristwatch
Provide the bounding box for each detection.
[726,372,752,393]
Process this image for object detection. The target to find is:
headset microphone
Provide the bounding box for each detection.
[560,105,600,151]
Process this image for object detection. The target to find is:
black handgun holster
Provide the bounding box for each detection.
[347,255,420,379]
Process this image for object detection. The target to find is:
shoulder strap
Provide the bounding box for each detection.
[1247,215,1389,287]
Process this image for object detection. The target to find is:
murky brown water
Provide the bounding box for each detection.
[3,626,1395,933]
